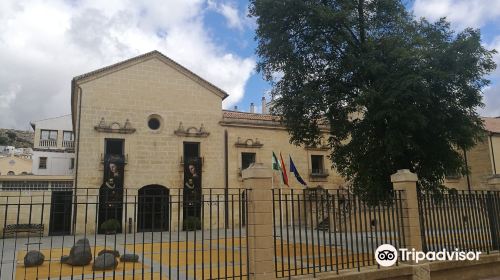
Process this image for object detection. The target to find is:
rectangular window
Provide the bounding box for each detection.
[445,171,460,180]
[311,155,324,174]
[39,157,47,169]
[40,130,58,140]
[63,131,74,141]
[69,158,75,169]
[105,139,124,155]
[241,152,256,170]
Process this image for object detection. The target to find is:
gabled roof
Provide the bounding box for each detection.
[71,50,229,128]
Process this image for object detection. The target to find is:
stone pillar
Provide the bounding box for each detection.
[242,163,276,280]
[487,175,500,191]
[391,169,423,256]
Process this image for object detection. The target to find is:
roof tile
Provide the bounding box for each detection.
[222,110,280,121]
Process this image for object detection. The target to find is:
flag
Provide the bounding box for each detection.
[272,152,280,171]
[289,155,307,187]
[279,152,289,186]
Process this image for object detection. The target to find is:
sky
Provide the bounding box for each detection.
[0,0,500,130]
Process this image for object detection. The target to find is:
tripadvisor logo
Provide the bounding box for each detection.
[375,244,398,267]
[375,244,482,266]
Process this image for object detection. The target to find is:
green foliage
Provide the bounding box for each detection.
[250,0,496,199]
[100,219,121,233]
[183,217,201,231]
[6,131,16,140]
[0,130,33,148]
[0,135,8,145]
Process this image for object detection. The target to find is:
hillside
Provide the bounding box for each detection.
[0,129,34,148]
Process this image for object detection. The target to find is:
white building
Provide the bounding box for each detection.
[30,115,75,176]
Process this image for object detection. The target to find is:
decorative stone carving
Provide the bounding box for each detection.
[174,122,210,137]
[235,137,263,148]
[305,139,329,151]
[94,118,136,134]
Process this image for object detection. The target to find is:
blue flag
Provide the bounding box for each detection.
[289,155,307,187]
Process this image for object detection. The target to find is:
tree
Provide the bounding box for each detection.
[250,0,496,199]
[0,135,8,145]
[6,131,16,141]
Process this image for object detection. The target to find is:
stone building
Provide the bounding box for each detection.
[443,117,500,190]
[70,50,341,234]
[0,154,32,175]
[2,50,499,237]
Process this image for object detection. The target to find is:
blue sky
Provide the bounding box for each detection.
[206,0,500,115]
[0,0,499,129]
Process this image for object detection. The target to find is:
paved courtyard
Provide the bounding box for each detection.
[0,228,400,279]
[1,231,248,280]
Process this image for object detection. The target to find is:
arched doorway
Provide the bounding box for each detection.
[138,185,169,232]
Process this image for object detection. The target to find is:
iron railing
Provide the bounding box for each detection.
[272,188,406,278]
[418,190,500,254]
[0,187,249,280]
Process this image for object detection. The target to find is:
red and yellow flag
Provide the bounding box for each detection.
[279,152,289,186]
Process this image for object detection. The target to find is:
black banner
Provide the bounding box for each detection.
[98,154,125,234]
[183,157,202,229]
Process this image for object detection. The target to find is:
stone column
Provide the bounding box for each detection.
[242,163,276,280]
[391,169,423,255]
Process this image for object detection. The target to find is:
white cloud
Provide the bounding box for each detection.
[413,1,500,118]
[479,85,500,117]
[207,0,252,31]
[479,36,500,117]
[0,0,255,129]
[413,0,500,29]
[0,84,20,109]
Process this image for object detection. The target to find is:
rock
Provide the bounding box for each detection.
[24,250,44,267]
[60,255,69,263]
[120,254,139,263]
[92,253,118,271]
[98,249,120,258]
[64,238,92,266]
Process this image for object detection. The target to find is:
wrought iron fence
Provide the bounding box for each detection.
[0,187,249,280]
[418,190,500,254]
[272,188,406,278]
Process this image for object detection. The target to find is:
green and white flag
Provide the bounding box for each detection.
[272,151,280,171]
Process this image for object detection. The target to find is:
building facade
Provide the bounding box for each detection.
[0,154,32,175]
[443,117,500,190]
[2,51,499,237]
[70,51,342,233]
[31,115,75,176]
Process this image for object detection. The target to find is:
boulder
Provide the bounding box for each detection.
[98,249,120,258]
[24,250,44,267]
[120,253,139,263]
[61,238,92,266]
[93,253,118,271]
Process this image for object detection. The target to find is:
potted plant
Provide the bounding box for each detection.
[100,219,121,234]
[183,217,201,231]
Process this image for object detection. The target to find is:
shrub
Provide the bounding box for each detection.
[101,219,121,234]
[183,217,201,231]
